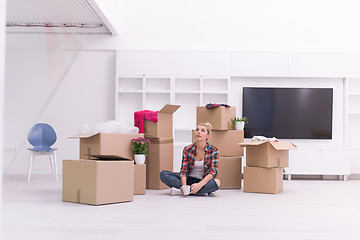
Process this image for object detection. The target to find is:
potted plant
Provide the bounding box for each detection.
[131,137,150,164]
[231,116,249,130]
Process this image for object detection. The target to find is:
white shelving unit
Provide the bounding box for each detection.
[115,76,172,124]
[345,77,360,174]
[115,51,359,176]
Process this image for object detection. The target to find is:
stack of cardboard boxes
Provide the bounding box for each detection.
[63,132,146,205]
[196,106,244,189]
[240,141,296,194]
[144,104,180,190]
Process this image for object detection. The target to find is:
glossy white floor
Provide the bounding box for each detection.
[2,175,360,240]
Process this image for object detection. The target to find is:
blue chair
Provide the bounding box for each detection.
[27,123,58,182]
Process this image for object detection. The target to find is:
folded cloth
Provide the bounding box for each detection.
[205,103,231,109]
[251,136,278,142]
[134,110,158,133]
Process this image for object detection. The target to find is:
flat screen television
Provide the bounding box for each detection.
[242,87,333,139]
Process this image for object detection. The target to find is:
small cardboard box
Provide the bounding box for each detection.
[144,104,180,138]
[193,130,244,156]
[243,166,283,194]
[217,156,242,189]
[196,106,236,130]
[240,141,296,168]
[134,164,146,195]
[146,137,173,190]
[62,159,134,205]
[69,133,143,160]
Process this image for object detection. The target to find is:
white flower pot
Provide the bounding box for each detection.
[235,122,245,130]
[134,154,146,164]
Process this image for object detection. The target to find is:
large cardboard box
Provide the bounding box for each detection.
[145,138,174,190]
[240,141,296,168]
[62,159,134,205]
[217,156,242,189]
[243,166,283,194]
[144,104,180,138]
[69,133,143,160]
[146,137,173,190]
[193,130,244,156]
[134,164,146,195]
[196,106,236,130]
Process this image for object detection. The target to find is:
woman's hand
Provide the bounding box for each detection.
[190,183,202,194]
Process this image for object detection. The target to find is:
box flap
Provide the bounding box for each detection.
[68,132,100,139]
[269,142,297,150]
[239,141,267,147]
[159,104,181,114]
[86,154,132,161]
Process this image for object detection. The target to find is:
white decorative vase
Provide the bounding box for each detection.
[134,154,146,164]
[235,122,245,130]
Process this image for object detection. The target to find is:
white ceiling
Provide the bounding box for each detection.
[6,0,117,35]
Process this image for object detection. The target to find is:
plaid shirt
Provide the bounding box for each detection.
[180,142,219,179]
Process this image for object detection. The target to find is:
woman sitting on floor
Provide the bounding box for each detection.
[160,122,221,196]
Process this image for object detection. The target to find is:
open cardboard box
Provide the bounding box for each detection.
[240,141,296,168]
[144,104,180,138]
[196,106,236,130]
[62,158,134,205]
[69,132,143,160]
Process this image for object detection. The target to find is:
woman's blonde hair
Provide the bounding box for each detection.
[198,122,212,135]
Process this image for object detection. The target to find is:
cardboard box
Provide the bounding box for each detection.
[192,130,244,156]
[146,137,173,190]
[144,104,180,138]
[217,156,242,189]
[196,106,236,130]
[243,166,283,194]
[62,159,134,205]
[134,164,146,195]
[240,141,296,168]
[69,133,143,160]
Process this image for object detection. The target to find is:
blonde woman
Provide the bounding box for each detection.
[160,122,221,196]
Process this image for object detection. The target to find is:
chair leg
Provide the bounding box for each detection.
[28,151,34,182]
[53,151,58,182]
[49,154,55,176]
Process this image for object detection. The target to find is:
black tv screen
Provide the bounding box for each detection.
[243,87,333,139]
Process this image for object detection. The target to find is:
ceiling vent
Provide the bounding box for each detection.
[6,0,117,35]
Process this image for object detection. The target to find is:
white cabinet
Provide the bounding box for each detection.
[289,148,351,177]
[173,52,230,76]
[289,53,347,77]
[231,52,289,77]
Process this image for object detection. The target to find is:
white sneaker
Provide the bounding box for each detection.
[170,187,182,196]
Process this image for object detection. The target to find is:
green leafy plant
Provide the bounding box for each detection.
[231,116,249,128]
[131,137,150,155]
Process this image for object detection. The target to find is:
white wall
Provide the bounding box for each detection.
[5,0,360,174]
[6,0,360,52]
[4,49,115,174]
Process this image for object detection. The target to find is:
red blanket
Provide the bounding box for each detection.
[134,110,159,133]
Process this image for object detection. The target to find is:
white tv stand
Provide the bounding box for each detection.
[286,147,351,181]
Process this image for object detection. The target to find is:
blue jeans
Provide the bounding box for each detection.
[159,170,219,195]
